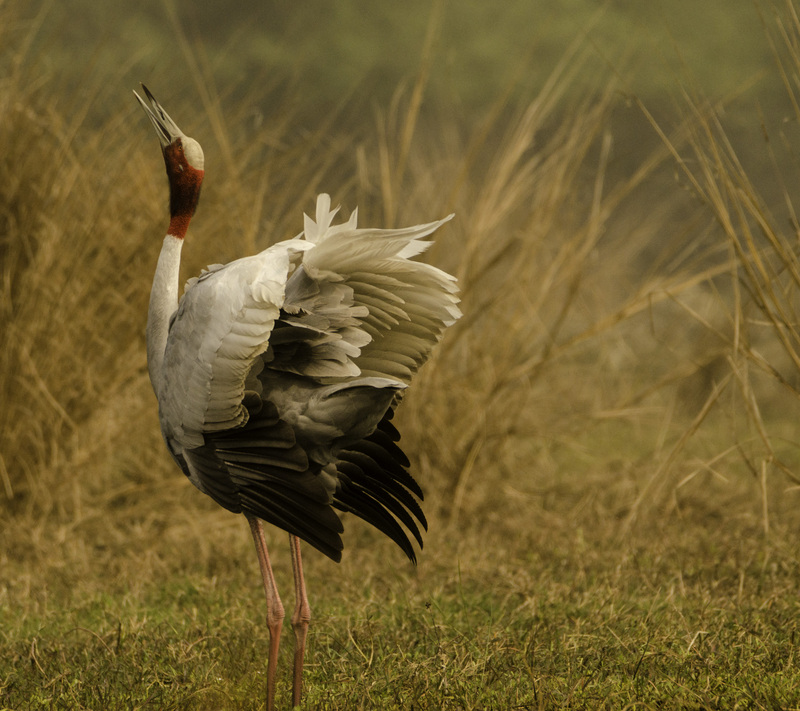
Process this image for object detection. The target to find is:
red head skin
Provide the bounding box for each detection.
[163,138,204,239]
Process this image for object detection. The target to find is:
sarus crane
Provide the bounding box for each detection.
[134,85,460,709]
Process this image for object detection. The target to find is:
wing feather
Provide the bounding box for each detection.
[156,194,459,563]
[159,239,311,448]
[296,205,461,386]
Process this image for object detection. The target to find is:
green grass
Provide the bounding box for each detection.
[5,0,800,709]
[5,504,800,709]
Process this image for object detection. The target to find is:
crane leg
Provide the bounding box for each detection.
[247,515,285,711]
[289,534,310,708]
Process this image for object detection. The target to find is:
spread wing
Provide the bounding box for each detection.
[154,194,460,562]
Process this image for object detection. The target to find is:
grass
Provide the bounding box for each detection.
[5,0,800,709]
[5,497,800,709]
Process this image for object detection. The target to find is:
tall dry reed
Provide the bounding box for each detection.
[0,0,780,583]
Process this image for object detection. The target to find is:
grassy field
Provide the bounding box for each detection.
[4,0,800,709]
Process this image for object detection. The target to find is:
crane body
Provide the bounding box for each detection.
[135,85,460,709]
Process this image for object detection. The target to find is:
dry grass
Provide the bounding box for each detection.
[636,0,800,535]
[4,0,800,709]
[0,2,698,569]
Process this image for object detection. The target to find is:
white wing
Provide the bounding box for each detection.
[155,194,460,561]
[157,238,312,449]
[301,199,461,384]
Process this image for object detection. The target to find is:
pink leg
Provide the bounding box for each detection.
[247,515,285,711]
[289,534,311,708]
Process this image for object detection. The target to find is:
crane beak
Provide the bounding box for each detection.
[134,84,185,149]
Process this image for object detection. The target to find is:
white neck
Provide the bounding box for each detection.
[147,235,184,393]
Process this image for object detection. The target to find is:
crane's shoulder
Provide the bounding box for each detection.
[183,238,313,296]
[159,240,311,449]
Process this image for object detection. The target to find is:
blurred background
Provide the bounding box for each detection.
[21,0,785,109]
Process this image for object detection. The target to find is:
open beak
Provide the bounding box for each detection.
[133,84,185,148]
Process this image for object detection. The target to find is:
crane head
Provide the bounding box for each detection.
[135,84,205,237]
[134,84,205,172]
